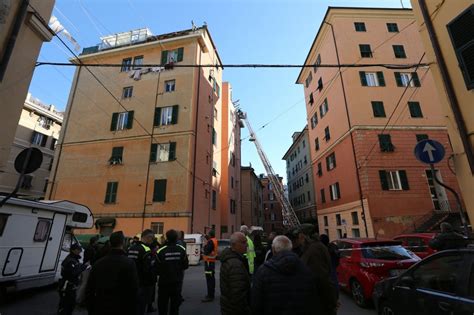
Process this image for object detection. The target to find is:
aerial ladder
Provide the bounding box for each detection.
[237,110,300,228]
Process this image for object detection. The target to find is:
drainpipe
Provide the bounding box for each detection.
[418,0,474,173]
[325,21,370,237]
[191,48,202,233]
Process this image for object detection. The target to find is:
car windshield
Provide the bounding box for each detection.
[362,244,413,260]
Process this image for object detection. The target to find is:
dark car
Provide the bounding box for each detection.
[393,233,437,259]
[373,249,474,315]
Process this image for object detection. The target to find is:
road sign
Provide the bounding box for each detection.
[414,139,445,164]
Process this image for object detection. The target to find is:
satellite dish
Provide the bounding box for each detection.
[14,148,43,174]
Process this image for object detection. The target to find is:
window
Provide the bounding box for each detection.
[212,161,217,177]
[150,142,176,162]
[359,44,372,58]
[371,101,386,117]
[153,179,167,202]
[231,153,236,167]
[320,98,329,117]
[395,72,421,87]
[313,54,321,73]
[337,229,343,239]
[21,175,33,189]
[122,86,133,99]
[43,178,48,193]
[359,71,385,87]
[154,105,179,126]
[212,128,217,146]
[330,182,341,200]
[416,134,429,142]
[320,189,326,203]
[324,216,328,226]
[104,182,118,203]
[38,116,53,129]
[230,199,236,214]
[307,191,311,201]
[111,111,134,131]
[317,77,323,91]
[309,92,314,105]
[109,146,123,165]
[161,47,184,64]
[324,126,330,141]
[305,173,309,183]
[132,55,143,69]
[121,57,132,72]
[31,131,47,146]
[379,170,410,190]
[212,190,217,209]
[165,80,176,92]
[310,113,318,129]
[151,222,164,234]
[305,72,313,88]
[50,138,57,150]
[352,228,361,237]
[378,134,394,152]
[317,162,322,177]
[302,140,306,148]
[351,211,359,225]
[354,22,366,32]
[393,45,406,58]
[315,138,320,151]
[336,214,342,225]
[326,153,336,171]
[387,23,399,32]
[408,101,423,118]
[0,213,9,236]
[231,176,234,188]
[34,219,51,242]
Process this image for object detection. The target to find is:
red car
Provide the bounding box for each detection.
[333,238,421,307]
[393,233,436,259]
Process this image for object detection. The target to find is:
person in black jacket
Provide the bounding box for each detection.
[58,243,87,315]
[85,231,139,315]
[252,235,317,315]
[429,222,467,251]
[127,229,156,315]
[83,236,98,265]
[156,229,189,315]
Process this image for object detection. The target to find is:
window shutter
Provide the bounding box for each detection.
[177,48,184,62]
[394,72,403,87]
[153,179,167,202]
[359,72,368,86]
[150,143,157,162]
[161,50,168,64]
[326,156,330,171]
[31,132,36,143]
[412,72,421,87]
[154,108,162,126]
[333,154,337,168]
[377,72,385,86]
[379,170,389,190]
[336,182,340,198]
[171,105,179,124]
[399,170,410,190]
[41,135,48,147]
[112,147,123,158]
[169,142,176,160]
[126,111,134,129]
[111,113,119,131]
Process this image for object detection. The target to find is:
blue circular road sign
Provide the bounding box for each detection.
[414,139,445,164]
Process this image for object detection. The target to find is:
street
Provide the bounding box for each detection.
[0,262,375,315]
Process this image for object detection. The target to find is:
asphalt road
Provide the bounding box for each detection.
[0,262,375,315]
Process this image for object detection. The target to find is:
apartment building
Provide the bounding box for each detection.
[0,93,62,198]
[260,175,285,233]
[411,0,474,226]
[48,26,241,236]
[282,127,317,223]
[241,166,264,227]
[296,7,464,239]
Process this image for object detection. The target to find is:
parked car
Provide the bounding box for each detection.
[217,239,230,259]
[373,249,474,315]
[393,233,437,259]
[333,238,421,307]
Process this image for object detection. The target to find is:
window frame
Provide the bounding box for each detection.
[378,134,394,152]
[408,101,423,118]
[371,101,386,118]
[121,57,132,72]
[359,44,373,58]
[393,45,407,58]
[165,80,176,92]
[330,182,341,200]
[387,23,399,32]
[104,181,118,204]
[354,22,366,32]
[132,55,144,69]
[33,219,51,242]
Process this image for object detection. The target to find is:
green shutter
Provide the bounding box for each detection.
[394,72,403,87]
[169,142,176,160]
[154,108,162,126]
[177,47,184,62]
[153,179,167,202]
[399,170,410,190]
[111,113,119,131]
[126,111,134,129]
[112,147,123,158]
[359,71,368,86]
[171,105,179,124]
[150,143,157,162]
[161,50,168,65]
[409,102,423,118]
[412,72,421,87]
[372,101,386,117]
[379,171,389,190]
[377,72,385,86]
[336,182,340,198]
[105,182,118,203]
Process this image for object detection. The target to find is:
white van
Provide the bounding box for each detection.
[184,233,205,265]
[0,197,93,295]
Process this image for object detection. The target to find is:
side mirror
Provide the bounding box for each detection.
[399,275,415,288]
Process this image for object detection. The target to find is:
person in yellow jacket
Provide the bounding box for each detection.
[240,225,256,275]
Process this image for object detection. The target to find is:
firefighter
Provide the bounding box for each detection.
[240,225,256,275]
[201,229,218,302]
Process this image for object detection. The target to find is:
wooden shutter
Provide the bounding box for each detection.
[379,171,389,190]
[412,72,421,87]
[110,113,119,131]
[126,111,134,129]
[171,105,179,124]
[377,72,385,86]
[359,71,368,86]
[177,48,184,62]
[161,50,168,65]
[150,143,157,162]
[41,134,48,147]
[154,108,162,126]
[394,72,403,87]
[169,142,176,160]
[399,170,410,190]
[153,179,167,202]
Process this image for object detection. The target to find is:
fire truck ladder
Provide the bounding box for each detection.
[237,110,300,228]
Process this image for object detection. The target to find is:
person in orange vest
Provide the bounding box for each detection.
[202,229,218,302]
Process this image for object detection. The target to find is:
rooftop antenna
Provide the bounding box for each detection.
[191,20,196,31]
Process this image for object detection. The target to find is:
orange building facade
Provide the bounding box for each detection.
[47,26,241,236]
[240,166,264,227]
[297,7,464,239]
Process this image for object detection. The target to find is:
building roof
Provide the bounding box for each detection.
[282,126,308,160]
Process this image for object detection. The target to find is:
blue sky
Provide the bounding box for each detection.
[30,0,411,182]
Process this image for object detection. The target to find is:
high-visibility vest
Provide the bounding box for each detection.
[244,236,256,274]
[203,238,218,263]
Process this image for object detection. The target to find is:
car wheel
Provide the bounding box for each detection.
[350,279,367,307]
[380,301,395,315]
